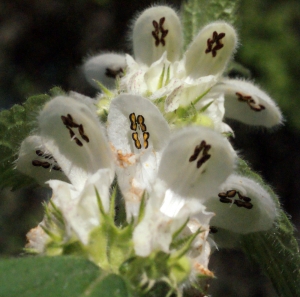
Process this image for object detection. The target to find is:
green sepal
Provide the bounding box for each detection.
[86,188,134,272]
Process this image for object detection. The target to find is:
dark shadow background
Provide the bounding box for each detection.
[0,0,299,296]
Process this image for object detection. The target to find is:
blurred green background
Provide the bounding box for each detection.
[0,0,299,296]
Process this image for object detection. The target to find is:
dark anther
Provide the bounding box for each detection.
[234,200,244,207]
[129,113,137,131]
[81,134,90,143]
[152,17,169,47]
[189,140,212,169]
[209,226,218,234]
[196,154,211,168]
[129,113,150,149]
[243,202,253,209]
[137,115,147,132]
[205,31,225,57]
[32,160,42,167]
[41,162,50,169]
[226,190,236,198]
[237,192,251,202]
[219,197,232,203]
[75,137,83,147]
[78,124,84,136]
[235,92,266,112]
[189,140,206,162]
[67,126,75,138]
[105,68,124,79]
[35,150,44,157]
[143,132,150,149]
[218,192,227,198]
[52,164,62,171]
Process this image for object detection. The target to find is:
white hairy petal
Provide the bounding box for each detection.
[49,169,111,245]
[39,95,114,191]
[133,6,182,65]
[107,94,170,218]
[157,126,236,202]
[83,53,126,89]
[214,79,283,127]
[16,135,68,186]
[205,174,277,234]
[185,22,237,79]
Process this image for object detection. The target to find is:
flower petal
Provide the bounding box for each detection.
[107,94,170,217]
[83,53,126,89]
[132,6,182,65]
[204,174,277,234]
[157,126,236,202]
[49,169,112,245]
[38,95,114,191]
[16,135,69,186]
[214,79,283,127]
[185,22,237,79]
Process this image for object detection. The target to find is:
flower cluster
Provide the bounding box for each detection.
[18,5,282,295]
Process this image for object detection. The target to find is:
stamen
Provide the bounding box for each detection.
[132,132,141,149]
[78,124,89,143]
[52,164,62,171]
[129,113,150,149]
[189,140,211,169]
[137,115,147,132]
[105,67,124,79]
[81,134,90,143]
[235,92,266,112]
[189,140,206,162]
[205,31,225,57]
[143,132,150,149]
[152,17,169,47]
[218,189,253,210]
[218,192,228,198]
[67,126,75,138]
[35,150,44,157]
[129,113,137,131]
[32,160,42,167]
[74,137,83,147]
[61,114,90,146]
[219,197,232,203]
[226,190,236,197]
[237,192,251,202]
[41,162,50,169]
[196,154,211,169]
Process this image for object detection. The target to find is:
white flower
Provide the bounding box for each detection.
[18,94,115,245]
[205,174,277,235]
[107,93,170,218]
[122,6,237,114]
[83,53,126,89]
[213,78,283,127]
[133,126,236,256]
[16,135,69,186]
[83,5,282,129]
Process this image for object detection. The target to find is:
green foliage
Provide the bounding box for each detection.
[0,87,63,190]
[237,159,300,297]
[0,256,131,297]
[181,0,240,50]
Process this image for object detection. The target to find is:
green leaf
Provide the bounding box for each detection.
[0,256,131,297]
[0,88,64,190]
[237,159,300,297]
[241,211,300,297]
[181,0,240,50]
